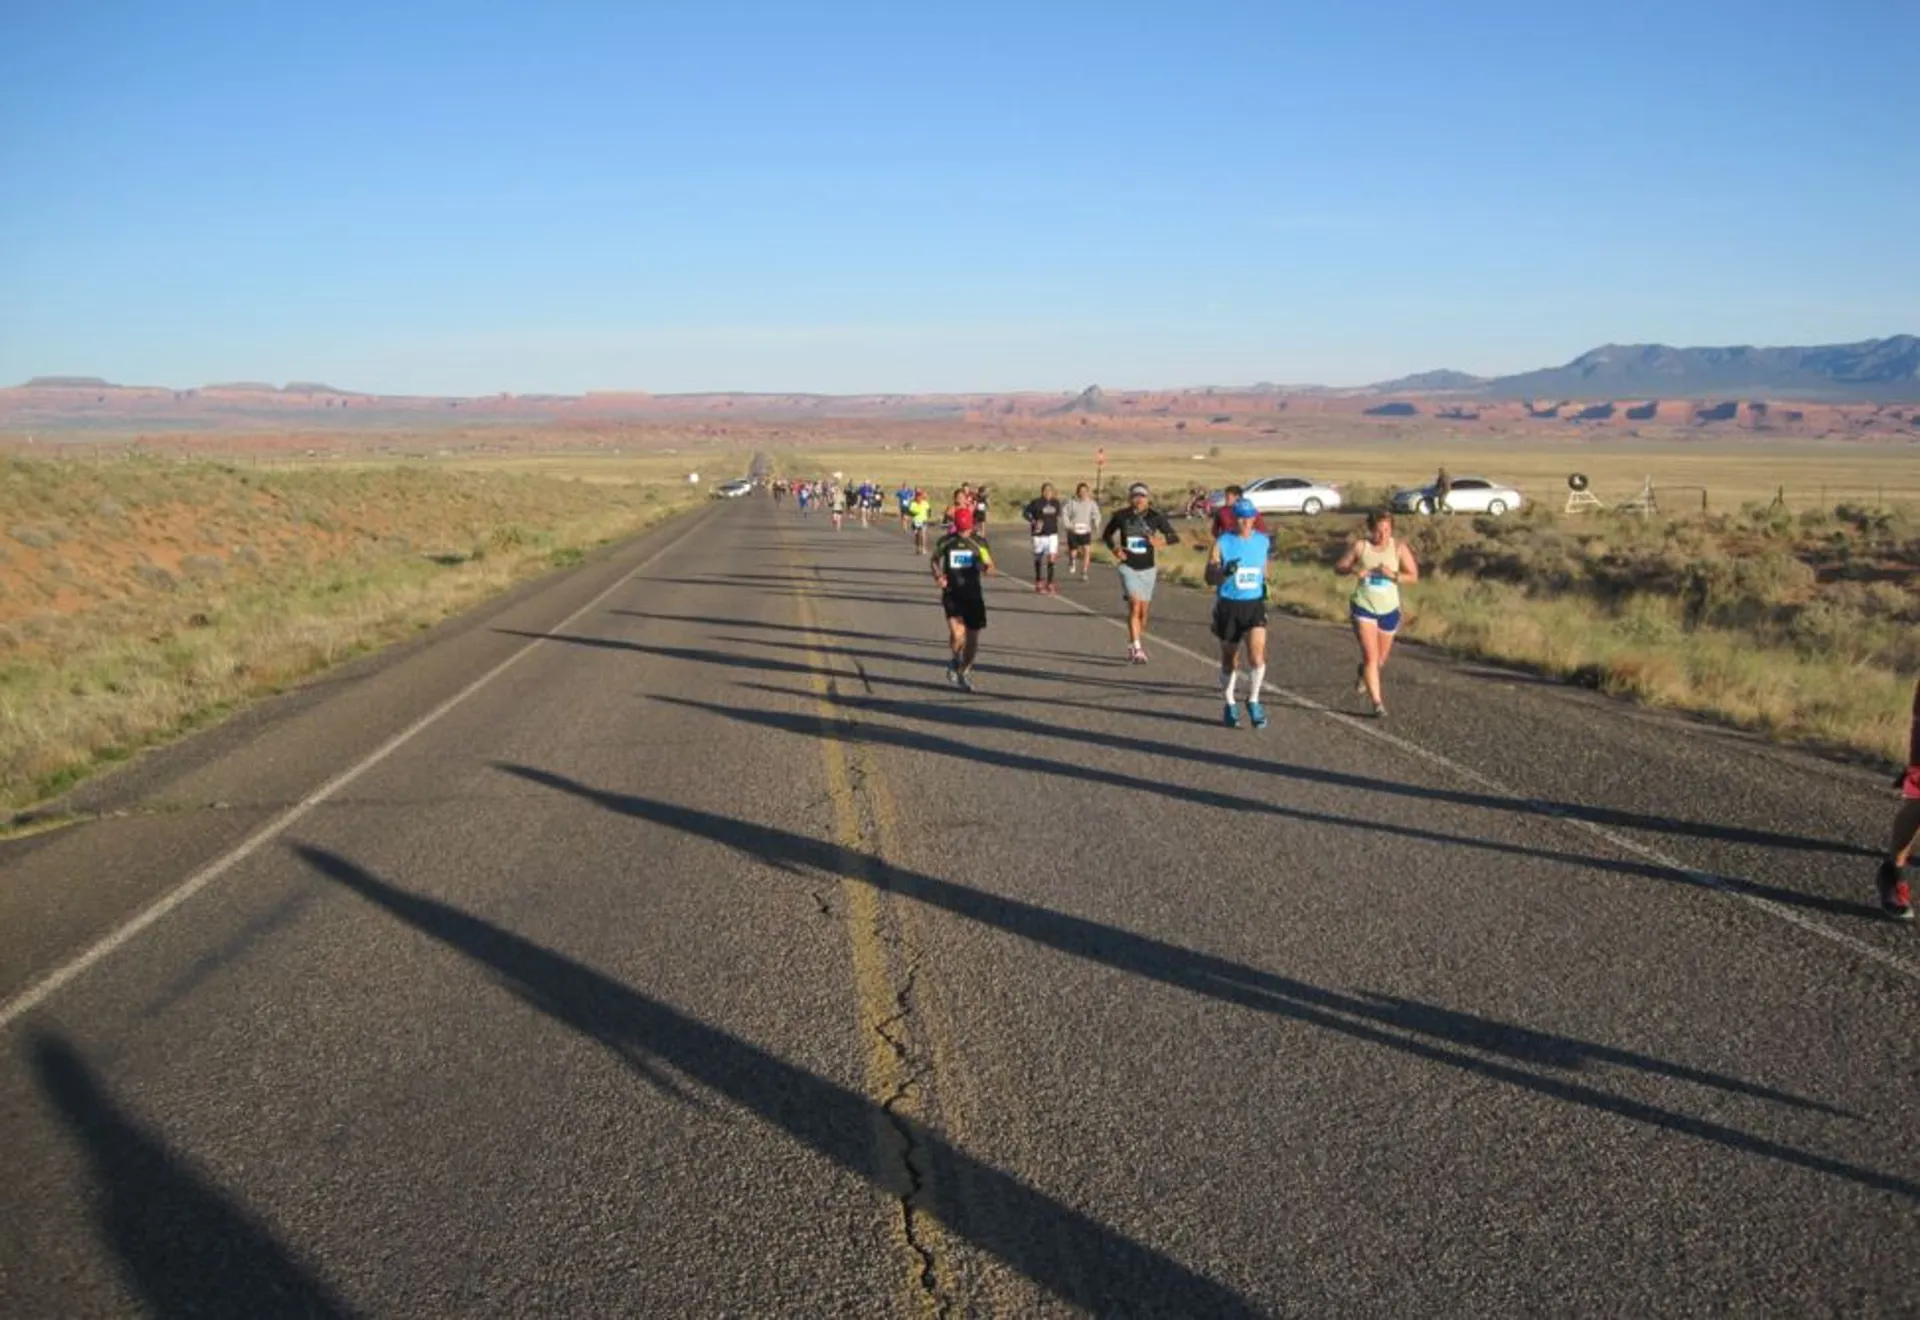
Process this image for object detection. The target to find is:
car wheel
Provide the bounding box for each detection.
[1487,499,1507,516]
[1301,497,1323,516]
[1417,497,1434,516]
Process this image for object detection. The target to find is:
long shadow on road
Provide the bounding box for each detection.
[296,844,1265,1317]
[495,765,1913,1204]
[28,1034,354,1319]
[716,645,1873,862]
[651,691,1877,922]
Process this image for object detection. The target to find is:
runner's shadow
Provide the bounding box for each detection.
[804,685,1878,864]
[491,768,1908,1203]
[27,1034,353,1318]
[297,845,1266,1317]
[489,630,956,694]
[708,636,1204,695]
[647,691,1878,921]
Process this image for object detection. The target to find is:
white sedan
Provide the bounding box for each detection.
[711,478,756,499]
[1240,475,1343,517]
[1390,476,1523,516]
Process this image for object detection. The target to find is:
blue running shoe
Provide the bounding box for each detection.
[1222,702,1240,728]
[1248,701,1267,729]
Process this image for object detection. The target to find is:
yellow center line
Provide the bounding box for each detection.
[794,577,958,1316]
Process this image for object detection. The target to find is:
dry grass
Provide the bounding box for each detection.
[782,439,1920,764]
[0,456,701,811]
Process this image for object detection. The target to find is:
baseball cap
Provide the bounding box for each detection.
[1231,497,1258,519]
[1128,482,1150,497]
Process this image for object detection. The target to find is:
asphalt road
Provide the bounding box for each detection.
[2,494,1914,1317]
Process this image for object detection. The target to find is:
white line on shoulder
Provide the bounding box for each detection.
[1042,584,1919,985]
[0,511,713,1033]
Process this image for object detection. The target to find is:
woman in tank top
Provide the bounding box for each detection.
[1336,509,1420,717]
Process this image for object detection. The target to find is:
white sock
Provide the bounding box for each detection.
[1249,665,1267,703]
[1223,670,1240,702]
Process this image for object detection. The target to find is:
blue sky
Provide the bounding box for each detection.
[3,0,1915,394]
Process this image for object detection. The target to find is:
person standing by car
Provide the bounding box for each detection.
[1062,482,1101,579]
[1210,485,1269,540]
[1876,678,1920,920]
[1336,509,1419,717]
[1205,498,1272,729]
[1101,483,1180,664]
[1434,466,1452,515]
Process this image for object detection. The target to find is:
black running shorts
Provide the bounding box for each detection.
[942,589,988,631]
[1066,530,1092,550]
[1211,596,1267,645]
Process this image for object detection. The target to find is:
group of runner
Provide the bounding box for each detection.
[783,475,1419,720]
[776,472,1920,925]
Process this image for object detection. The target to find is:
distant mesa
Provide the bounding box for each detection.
[283,381,347,395]
[1046,384,1113,416]
[1363,401,1419,417]
[23,376,117,389]
[1366,369,1487,393]
[204,381,280,392]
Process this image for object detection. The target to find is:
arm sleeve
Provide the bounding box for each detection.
[1157,511,1180,543]
[1100,510,1123,545]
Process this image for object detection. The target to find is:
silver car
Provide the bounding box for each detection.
[1391,475,1523,516]
[1241,475,1343,517]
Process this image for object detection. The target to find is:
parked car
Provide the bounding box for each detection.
[712,478,755,499]
[1241,475,1343,517]
[1390,476,1522,516]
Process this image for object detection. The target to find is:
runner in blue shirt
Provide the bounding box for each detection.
[1204,497,1272,729]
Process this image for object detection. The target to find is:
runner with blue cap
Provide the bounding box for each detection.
[1205,497,1273,728]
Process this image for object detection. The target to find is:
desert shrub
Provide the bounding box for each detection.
[132,563,178,592]
[180,554,226,582]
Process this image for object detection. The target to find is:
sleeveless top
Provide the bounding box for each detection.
[1350,537,1401,615]
[1215,531,1271,602]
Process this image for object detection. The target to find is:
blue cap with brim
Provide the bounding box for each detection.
[1231,498,1258,519]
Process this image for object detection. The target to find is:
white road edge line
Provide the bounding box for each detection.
[0,511,713,1034]
[1037,580,1920,984]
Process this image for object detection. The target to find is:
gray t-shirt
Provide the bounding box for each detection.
[1062,497,1101,536]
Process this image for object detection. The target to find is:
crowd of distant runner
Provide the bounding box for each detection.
[767,473,1919,924]
[769,474,1414,718]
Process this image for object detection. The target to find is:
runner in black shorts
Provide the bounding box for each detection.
[932,523,996,691]
[1062,482,1100,579]
[1205,498,1273,728]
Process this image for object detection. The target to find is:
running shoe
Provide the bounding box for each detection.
[945,662,961,687]
[1248,701,1268,729]
[1034,581,1046,592]
[1370,699,1387,719]
[1222,702,1240,729]
[957,670,976,693]
[1354,664,1368,697]
[1878,861,1914,921]
[1130,646,1149,665]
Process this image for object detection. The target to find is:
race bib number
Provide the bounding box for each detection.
[1125,536,1150,556]
[1367,571,1393,586]
[1234,566,1263,592]
[949,549,975,570]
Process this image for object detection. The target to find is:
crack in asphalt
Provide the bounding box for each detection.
[833,671,948,1314]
